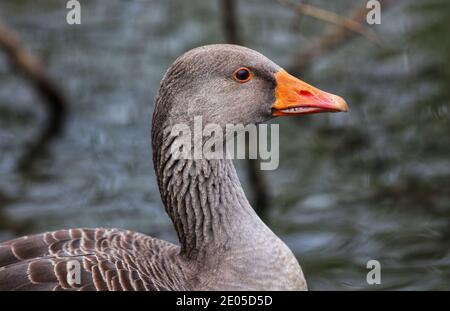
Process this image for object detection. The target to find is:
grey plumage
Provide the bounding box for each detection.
[0,229,187,290]
[0,45,307,291]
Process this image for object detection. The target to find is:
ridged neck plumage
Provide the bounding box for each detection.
[152,123,266,262]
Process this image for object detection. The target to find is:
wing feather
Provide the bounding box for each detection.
[0,228,186,291]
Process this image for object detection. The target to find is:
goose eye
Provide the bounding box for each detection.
[233,67,253,83]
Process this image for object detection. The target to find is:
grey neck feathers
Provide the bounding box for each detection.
[152,129,267,261]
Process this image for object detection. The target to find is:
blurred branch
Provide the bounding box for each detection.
[284,0,392,75]
[220,0,241,44]
[219,0,271,218]
[278,0,382,44]
[0,23,67,171]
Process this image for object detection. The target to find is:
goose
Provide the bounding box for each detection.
[0,44,348,291]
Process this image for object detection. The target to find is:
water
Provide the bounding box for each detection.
[0,0,449,290]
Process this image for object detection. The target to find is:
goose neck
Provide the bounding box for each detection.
[152,131,264,260]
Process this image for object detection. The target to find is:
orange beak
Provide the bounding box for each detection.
[272,70,349,116]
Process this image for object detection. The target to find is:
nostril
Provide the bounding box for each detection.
[298,90,313,97]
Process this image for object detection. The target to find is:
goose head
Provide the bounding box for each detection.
[153,44,348,132]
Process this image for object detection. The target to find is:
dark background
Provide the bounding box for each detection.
[0,0,449,290]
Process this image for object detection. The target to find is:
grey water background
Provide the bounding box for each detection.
[0,0,449,290]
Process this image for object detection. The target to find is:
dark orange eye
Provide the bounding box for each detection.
[233,67,253,83]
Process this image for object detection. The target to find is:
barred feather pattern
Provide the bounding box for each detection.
[0,228,190,291]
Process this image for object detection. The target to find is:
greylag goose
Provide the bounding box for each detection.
[0,44,348,291]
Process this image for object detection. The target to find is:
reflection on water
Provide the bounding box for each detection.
[0,0,449,290]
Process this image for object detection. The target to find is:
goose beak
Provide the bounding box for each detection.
[272,70,349,116]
